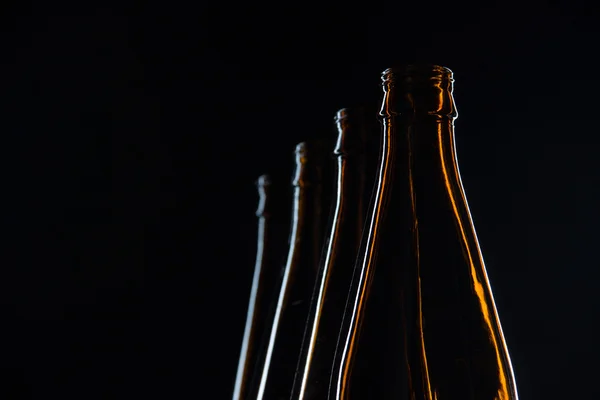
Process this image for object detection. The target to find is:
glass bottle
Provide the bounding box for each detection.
[255,140,333,400]
[290,108,377,400]
[232,175,289,400]
[329,65,519,400]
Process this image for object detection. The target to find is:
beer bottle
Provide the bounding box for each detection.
[232,175,289,400]
[291,108,377,400]
[329,65,519,400]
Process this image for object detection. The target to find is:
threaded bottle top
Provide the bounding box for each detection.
[255,174,271,217]
[256,174,272,188]
[292,140,331,187]
[380,64,457,119]
[333,107,370,156]
[381,64,454,85]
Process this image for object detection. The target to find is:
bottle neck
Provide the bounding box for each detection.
[383,115,459,182]
[290,139,334,271]
[379,67,459,206]
[289,181,328,271]
[379,67,460,215]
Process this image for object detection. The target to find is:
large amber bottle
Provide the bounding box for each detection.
[329,65,519,399]
[255,140,333,400]
[290,108,376,400]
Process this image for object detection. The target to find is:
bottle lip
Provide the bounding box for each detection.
[294,142,308,166]
[294,141,307,155]
[334,108,350,122]
[294,140,331,159]
[255,174,271,187]
[381,64,454,83]
[255,174,270,217]
[333,107,369,156]
[334,106,370,123]
[292,140,332,186]
[292,141,308,187]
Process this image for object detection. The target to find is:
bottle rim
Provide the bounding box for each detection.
[334,108,349,122]
[333,108,369,156]
[255,174,271,187]
[381,64,454,83]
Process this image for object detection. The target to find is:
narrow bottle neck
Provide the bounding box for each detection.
[293,141,331,188]
[289,181,328,270]
[375,114,464,244]
[290,139,333,262]
[379,66,459,196]
[379,67,459,194]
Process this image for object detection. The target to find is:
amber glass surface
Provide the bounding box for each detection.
[329,65,519,399]
[290,108,377,400]
[255,140,333,400]
[232,175,289,400]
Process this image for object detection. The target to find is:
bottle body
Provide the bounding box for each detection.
[256,141,333,400]
[330,66,519,399]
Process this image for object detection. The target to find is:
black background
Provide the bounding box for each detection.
[3,1,599,398]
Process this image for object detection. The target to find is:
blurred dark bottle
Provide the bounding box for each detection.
[255,140,333,400]
[329,65,519,400]
[232,175,289,400]
[290,108,377,400]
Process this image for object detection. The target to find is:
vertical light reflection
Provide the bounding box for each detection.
[438,122,516,400]
[407,125,434,400]
[232,215,266,400]
[297,157,344,399]
[256,186,301,400]
[335,115,392,400]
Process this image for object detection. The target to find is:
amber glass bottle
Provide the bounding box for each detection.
[329,65,519,399]
[232,175,289,400]
[290,108,377,400]
[255,140,333,400]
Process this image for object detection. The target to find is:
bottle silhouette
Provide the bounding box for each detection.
[232,175,290,400]
[290,108,377,400]
[255,140,333,400]
[329,65,519,400]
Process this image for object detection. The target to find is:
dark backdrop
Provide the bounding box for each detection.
[3,1,598,398]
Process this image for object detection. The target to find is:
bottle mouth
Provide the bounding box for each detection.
[292,140,332,186]
[294,142,308,164]
[381,64,454,84]
[333,107,370,156]
[255,174,271,187]
[334,108,350,123]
